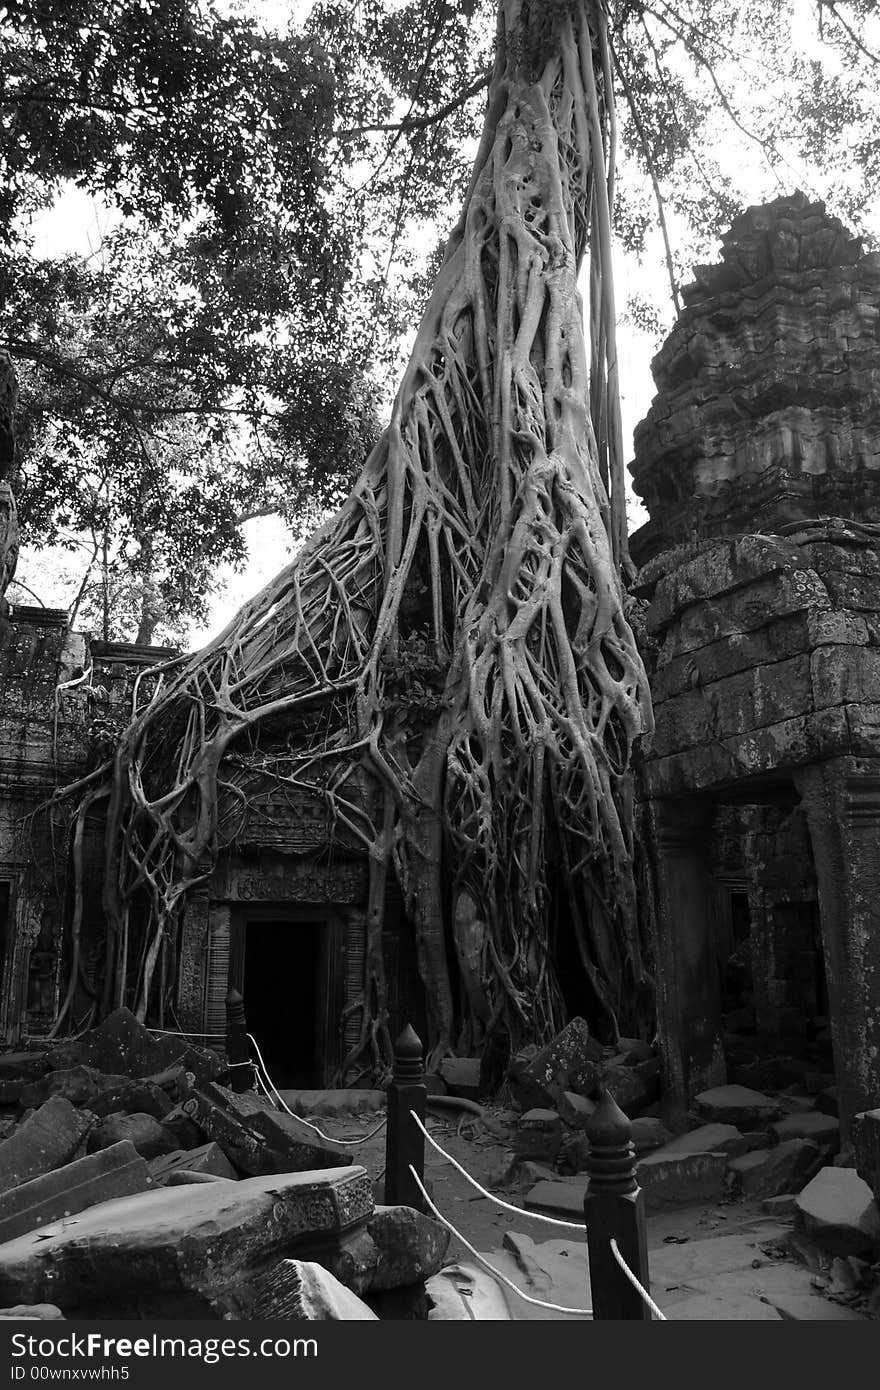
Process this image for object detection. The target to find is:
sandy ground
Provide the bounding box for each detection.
[293,1103,850,1320]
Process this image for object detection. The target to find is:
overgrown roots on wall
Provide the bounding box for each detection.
[49,0,654,1076]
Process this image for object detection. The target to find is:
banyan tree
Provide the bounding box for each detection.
[55,0,654,1076]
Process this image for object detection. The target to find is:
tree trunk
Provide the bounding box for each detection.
[55,0,654,1067]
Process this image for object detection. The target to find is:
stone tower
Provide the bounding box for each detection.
[630,193,880,1143]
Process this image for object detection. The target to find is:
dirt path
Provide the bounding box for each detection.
[300,1104,841,1320]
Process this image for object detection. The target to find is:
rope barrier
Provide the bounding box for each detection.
[146,1028,226,1039]
[609,1238,667,1321]
[408,1109,585,1232]
[246,1032,387,1147]
[407,1166,592,1317]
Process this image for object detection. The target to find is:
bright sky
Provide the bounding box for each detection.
[15,2,880,650]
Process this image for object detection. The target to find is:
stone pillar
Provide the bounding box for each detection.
[796,757,880,1143]
[649,798,726,1122]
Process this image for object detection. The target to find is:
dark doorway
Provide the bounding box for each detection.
[242,918,323,1089]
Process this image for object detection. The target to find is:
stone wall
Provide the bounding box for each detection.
[630,193,880,1138]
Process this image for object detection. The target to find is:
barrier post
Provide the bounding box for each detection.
[584,1087,652,1319]
[225,987,255,1093]
[384,1023,427,1211]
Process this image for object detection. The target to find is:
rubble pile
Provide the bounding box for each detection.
[0,1011,450,1320]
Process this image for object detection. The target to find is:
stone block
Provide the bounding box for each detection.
[49,1009,222,1085]
[366,1206,451,1290]
[811,644,880,707]
[693,1084,783,1128]
[513,1109,563,1161]
[87,1113,178,1162]
[630,1117,671,1154]
[769,1112,840,1150]
[647,537,808,631]
[556,1092,595,1130]
[795,1166,880,1259]
[852,1108,880,1201]
[762,1193,799,1217]
[0,1166,374,1318]
[635,1150,728,1211]
[280,1090,386,1118]
[523,1180,586,1220]
[88,1079,174,1121]
[438,1058,482,1101]
[426,1262,512,1319]
[726,1139,821,1198]
[0,1098,95,1195]
[0,1141,151,1245]
[0,1304,64,1320]
[597,1060,659,1117]
[277,1260,377,1319]
[147,1143,238,1185]
[19,1067,130,1113]
[506,1019,603,1111]
[186,1083,352,1175]
[659,1123,750,1158]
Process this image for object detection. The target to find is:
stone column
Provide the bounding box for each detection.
[648,798,726,1122]
[796,757,880,1142]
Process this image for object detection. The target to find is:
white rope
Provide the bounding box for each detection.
[246,1032,387,1147]
[609,1238,667,1320]
[408,1109,585,1232]
[408,1166,592,1317]
[146,1027,226,1039]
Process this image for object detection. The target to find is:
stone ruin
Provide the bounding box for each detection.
[629,193,880,1198]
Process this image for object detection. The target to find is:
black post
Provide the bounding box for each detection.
[583,1087,652,1319]
[225,987,255,1093]
[384,1024,427,1211]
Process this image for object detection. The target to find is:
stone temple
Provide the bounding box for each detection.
[630,192,880,1145]
[0,194,879,1152]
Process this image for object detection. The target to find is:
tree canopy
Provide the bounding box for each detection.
[3,0,880,642]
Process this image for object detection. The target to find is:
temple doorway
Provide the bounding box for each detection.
[228,907,342,1089]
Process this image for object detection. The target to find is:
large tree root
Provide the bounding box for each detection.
[48,0,653,1075]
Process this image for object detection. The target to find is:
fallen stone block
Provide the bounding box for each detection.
[19,1067,128,1112]
[0,1098,95,1194]
[597,1061,659,1118]
[762,1193,799,1218]
[0,1165,374,1318]
[278,1260,377,1319]
[795,1167,880,1259]
[523,1179,586,1220]
[183,1084,352,1175]
[0,1304,64,1320]
[87,1112,178,1162]
[612,1037,655,1065]
[49,1009,222,1085]
[507,1019,604,1111]
[0,1141,151,1245]
[556,1092,595,1130]
[0,1054,51,1105]
[87,1079,174,1121]
[852,1108,880,1202]
[165,1171,233,1186]
[160,1105,207,1151]
[366,1206,451,1290]
[438,1059,482,1101]
[630,1117,671,1155]
[278,1089,386,1118]
[693,1084,783,1128]
[769,1112,840,1150]
[635,1150,728,1211]
[426,1261,512,1319]
[513,1109,563,1161]
[655,1123,750,1158]
[726,1139,821,1199]
[814,1087,839,1118]
[147,1143,238,1185]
